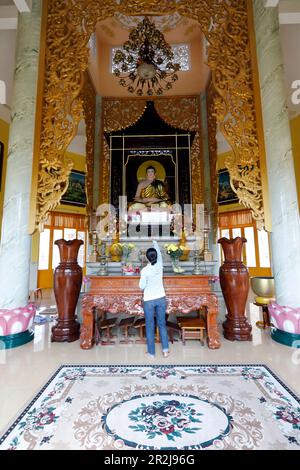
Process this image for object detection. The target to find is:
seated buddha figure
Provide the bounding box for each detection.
[128,166,172,213]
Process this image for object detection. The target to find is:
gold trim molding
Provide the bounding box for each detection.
[32,0,264,231]
[82,73,96,215]
[206,81,218,238]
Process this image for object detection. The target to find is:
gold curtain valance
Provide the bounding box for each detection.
[103,99,147,133]
[45,212,88,230]
[219,210,254,229]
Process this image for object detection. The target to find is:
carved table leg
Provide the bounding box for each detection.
[206,308,221,349]
[80,308,95,350]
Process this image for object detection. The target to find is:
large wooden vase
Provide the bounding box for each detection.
[52,239,84,342]
[218,237,252,341]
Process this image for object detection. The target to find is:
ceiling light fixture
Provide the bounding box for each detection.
[113,17,180,96]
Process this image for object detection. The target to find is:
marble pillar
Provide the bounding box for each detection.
[200,93,219,275]
[0,1,42,308]
[253,0,300,308]
[93,95,102,210]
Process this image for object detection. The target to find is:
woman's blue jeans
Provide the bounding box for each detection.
[143,296,169,355]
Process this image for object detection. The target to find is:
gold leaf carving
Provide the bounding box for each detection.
[100,139,110,205]
[82,73,96,215]
[154,96,198,132]
[206,81,218,237]
[103,99,147,133]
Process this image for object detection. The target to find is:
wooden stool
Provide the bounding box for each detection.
[133,317,146,344]
[178,309,207,346]
[96,309,118,345]
[119,316,135,343]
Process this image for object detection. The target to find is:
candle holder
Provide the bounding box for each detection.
[193,250,202,275]
[88,230,99,263]
[98,240,108,276]
[203,228,213,262]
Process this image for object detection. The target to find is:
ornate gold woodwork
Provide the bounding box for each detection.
[82,73,96,215]
[103,99,147,133]
[33,0,264,230]
[206,81,218,238]
[154,96,203,206]
[100,139,110,206]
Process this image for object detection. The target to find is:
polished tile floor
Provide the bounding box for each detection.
[1,295,300,435]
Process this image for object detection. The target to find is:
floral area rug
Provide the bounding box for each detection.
[1,364,299,450]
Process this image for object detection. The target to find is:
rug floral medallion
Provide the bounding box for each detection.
[1,364,299,450]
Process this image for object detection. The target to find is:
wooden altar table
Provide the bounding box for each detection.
[80,275,220,350]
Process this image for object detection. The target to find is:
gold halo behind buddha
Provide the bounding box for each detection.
[137,160,166,183]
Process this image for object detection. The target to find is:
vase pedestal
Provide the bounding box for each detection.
[51,319,81,343]
[223,316,252,342]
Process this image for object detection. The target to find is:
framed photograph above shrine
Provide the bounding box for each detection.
[61,170,87,207]
[0,141,4,192]
[217,169,239,205]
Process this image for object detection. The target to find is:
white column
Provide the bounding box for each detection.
[0,0,42,308]
[253,0,300,307]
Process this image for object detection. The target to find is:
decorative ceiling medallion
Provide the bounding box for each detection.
[114,12,183,32]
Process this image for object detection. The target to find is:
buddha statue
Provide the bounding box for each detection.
[128,166,172,213]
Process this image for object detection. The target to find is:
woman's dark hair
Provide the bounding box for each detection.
[146,247,158,266]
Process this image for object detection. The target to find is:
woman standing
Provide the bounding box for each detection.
[139,240,170,358]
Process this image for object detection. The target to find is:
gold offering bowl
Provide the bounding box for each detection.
[250,276,275,304]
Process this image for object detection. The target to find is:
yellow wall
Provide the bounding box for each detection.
[290,115,300,208]
[0,118,10,240]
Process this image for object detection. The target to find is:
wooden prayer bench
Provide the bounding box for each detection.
[177,308,207,346]
[177,316,206,346]
[80,275,220,350]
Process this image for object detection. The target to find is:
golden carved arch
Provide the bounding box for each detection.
[32,0,264,231]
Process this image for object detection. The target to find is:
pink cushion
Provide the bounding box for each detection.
[269,302,300,334]
[0,304,36,336]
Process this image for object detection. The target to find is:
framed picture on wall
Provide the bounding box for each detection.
[217,169,239,205]
[0,141,4,192]
[61,170,87,207]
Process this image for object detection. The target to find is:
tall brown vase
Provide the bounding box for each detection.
[218,237,252,341]
[51,239,84,342]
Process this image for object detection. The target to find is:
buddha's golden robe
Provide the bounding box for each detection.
[129,180,172,211]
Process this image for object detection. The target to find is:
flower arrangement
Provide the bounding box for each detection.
[121,243,135,264]
[165,243,184,260]
[165,243,185,273]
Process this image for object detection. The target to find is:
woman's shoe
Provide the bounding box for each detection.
[163,351,170,358]
[145,352,155,360]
